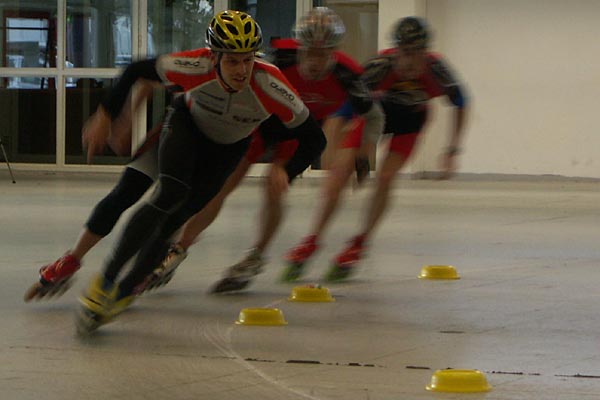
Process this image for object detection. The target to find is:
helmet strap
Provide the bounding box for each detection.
[214,52,239,93]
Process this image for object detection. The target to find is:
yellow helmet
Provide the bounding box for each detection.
[206,10,263,53]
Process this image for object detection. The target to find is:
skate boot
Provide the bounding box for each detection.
[211,248,265,293]
[109,293,136,321]
[75,274,118,335]
[326,235,367,282]
[24,253,81,302]
[282,235,318,282]
[135,244,187,294]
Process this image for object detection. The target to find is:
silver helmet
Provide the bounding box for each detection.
[293,7,345,48]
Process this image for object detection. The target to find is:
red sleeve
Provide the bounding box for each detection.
[245,132,266,164]
[250,60,308,127]
[270,38,300,50]
[158,48,215,91]
[273,140,299,162]
[379,48,397,56]
[421,53,447,98]
[334,51,364,74]
[169,48,208,58]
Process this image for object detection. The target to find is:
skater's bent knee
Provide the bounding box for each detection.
[149,175,190,212]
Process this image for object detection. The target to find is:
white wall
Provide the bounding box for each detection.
[410,0,600,178]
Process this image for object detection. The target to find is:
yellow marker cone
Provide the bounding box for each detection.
[288,285,335,302]
[419,265,460,280]
[235,308,288,326]
[426,369,491,392]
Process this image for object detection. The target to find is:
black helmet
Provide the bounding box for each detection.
[393,16,430,48]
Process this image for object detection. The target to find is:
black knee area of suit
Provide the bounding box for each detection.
[86,168,154,236]
[148,174,191,213]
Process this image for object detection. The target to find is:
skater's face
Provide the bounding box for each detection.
[394,44,427,80]
[298,47,335,81]
[215,52,255,91]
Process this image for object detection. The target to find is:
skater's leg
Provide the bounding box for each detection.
[176,157,251,250]
[77,167,154,258]
[254,162,288,253]
[76,106,199,330]
[118,133,251,296]
[138,157,251,294]
[102,106,198,282]
[310,147,357,238]
[211,162,287,293]
[281,148,356,282]
[327,134,418,281]
[25,167,154,302]
[359,141,412,239]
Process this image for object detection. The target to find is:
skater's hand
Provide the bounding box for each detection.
[82,107,111,164]
[268,163,289,199]
[107,114,133,156]
[106,81,156,156]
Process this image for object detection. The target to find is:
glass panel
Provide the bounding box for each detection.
[148,0,214,57]
[324,1,378,63]
[0,76,56,163]
[65,76,128,165]
[230,0,296,45]
[66,1,132,68]
[0,3,58,69]
[146,1,215,142]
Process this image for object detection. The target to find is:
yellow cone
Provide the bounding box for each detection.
[419,265,460,280]
[426,369,491,392]
[235,308,288,326]
[288,285,335,302]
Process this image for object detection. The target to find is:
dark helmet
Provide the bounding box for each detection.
[206,10,263,53]
[393,16,430,48]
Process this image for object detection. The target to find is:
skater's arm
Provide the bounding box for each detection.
[439,104,468,180]
[83,60,161,162]
[428,54,469,179]
[101,59,161,120]
[258,114,326,181]
[106,81,160,156]
[281,115,327,181]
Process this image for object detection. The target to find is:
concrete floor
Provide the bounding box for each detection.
[1,171,600,399]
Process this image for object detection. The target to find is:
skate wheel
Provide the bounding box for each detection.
[281,263,305,282]
[23,282,44,302]
[24,277,74,302]
[75,308,103,336]
[325,264,354,282]
[211,277,251,294]
[56,280,74,296]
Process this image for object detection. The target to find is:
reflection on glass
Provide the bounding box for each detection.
[65,77,129,165]
[327,3,378,64]
[0,77,56,163]
[148,0,214,56]
[1,5,57,70]
[146,1,214,133]
[66,1,132,68]
[230,0,296,44]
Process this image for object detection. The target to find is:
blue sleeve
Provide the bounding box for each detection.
[449,85,467,108]
[332,100,355,120]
